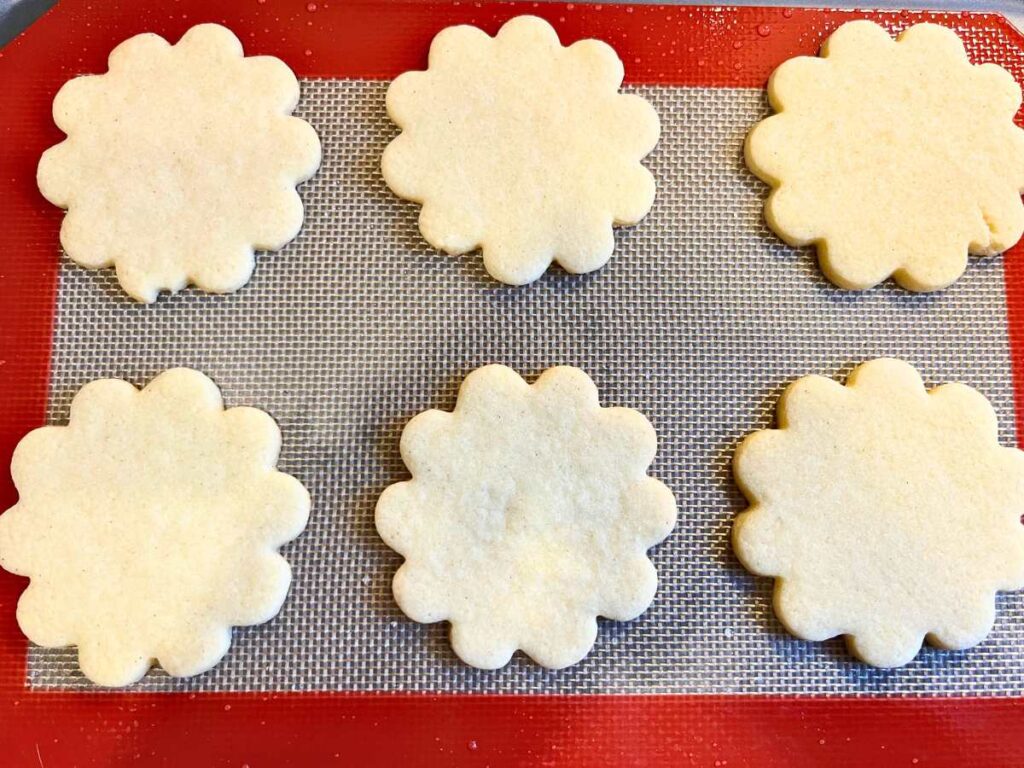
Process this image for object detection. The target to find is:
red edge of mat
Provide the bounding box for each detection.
[2,1,1024,766]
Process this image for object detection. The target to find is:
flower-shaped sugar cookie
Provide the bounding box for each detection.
[0,369,310,686]
[376,365,677,668]
[382,15,660,284]
[746,21,1024,292]
[733,359,1024,666]
[37,24,322,302]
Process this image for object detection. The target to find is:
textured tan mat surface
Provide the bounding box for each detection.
[30,80,1022,694]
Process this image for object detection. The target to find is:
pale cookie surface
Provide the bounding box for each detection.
[37,23,322,303]
[376,365,677,669]
[0,369,310,686]
[381,15,660,285]
[733,358,1024,667]
[746,21,1024,292]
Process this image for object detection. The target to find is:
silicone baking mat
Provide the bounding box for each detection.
[2,1,1024,765]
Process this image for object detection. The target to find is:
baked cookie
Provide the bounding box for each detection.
[0,369,310,686]
[746,21,1024,291]
[376,365,676,668]
[733,358,1024,666]
[382,15,660,284]
[37,24,322,302]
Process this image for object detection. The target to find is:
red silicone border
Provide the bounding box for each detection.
[2,2,1024,766]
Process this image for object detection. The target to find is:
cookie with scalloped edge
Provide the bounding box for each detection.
[382,15,660,285]
[733,358,1024,666]
[0,369,310,686]
[37,24,321,302]
[376,365,677,668]
[746,21,1024,291]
